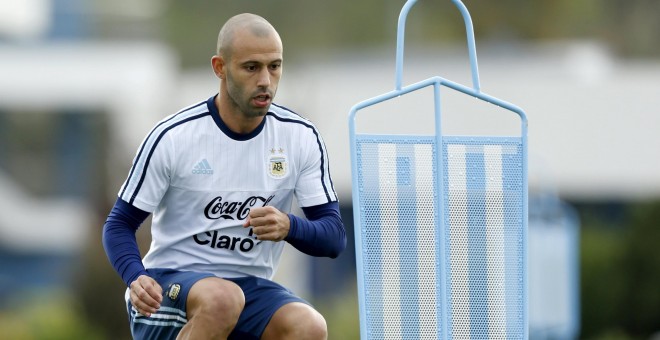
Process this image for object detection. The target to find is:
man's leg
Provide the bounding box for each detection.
[177,277,245,340]
[261,302,328,340]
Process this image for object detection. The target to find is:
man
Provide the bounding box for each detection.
[102,13,346,340]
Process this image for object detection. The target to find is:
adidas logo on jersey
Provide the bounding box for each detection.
[192,159,214,175]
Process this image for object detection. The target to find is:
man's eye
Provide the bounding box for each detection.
[270,64,281,70]
[246,65,257,71]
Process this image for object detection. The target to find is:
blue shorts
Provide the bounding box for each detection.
[126,268,308,340]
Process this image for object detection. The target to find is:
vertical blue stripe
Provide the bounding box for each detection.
[465,149,489,339]
[502,142,525,338]
[441,143,454,339]
[442,138,525,339]
[395,144,421,338]
[358,141,385,337]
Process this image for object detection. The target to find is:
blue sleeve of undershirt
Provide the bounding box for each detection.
[285,201,347,258]
[102,197,150,287]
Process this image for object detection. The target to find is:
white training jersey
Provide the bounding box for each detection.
[118,96,338,280]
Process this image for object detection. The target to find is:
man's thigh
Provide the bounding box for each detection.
[125,268,214,340]
[226,276,309,340]
[125,270,308,340]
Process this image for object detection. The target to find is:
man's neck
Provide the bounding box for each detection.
[215,95,265,134]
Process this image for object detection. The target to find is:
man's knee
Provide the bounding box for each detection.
[264,302,328,340]
[299,309,328,340]
[187,277,245,322]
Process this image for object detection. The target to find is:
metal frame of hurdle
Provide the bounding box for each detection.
[348,0,529,339]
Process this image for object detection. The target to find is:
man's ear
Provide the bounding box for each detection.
[211,55,225,79]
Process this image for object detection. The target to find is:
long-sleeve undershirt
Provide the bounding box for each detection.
[102,198,346,286]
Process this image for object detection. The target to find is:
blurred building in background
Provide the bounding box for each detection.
[528,189,580,340]
[0,0,94,306]
[1,0,660,339]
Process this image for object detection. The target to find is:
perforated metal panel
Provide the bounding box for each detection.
[356,135,441,340]
[354,135,525,339]
[443,136,525,340]
[349,2,528,338]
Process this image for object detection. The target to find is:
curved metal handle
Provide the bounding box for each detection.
[395,0,481,92]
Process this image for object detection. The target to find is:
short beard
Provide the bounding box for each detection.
[225,78,271,118]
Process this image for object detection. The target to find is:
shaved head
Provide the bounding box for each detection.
[216,13,281,59]
[210,12,284,127]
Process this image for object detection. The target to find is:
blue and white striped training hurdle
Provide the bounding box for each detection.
[348,1,528,339]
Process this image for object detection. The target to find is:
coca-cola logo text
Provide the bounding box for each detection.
[203,195,275,220]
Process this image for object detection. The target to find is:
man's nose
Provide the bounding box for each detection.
[256,68,271,87]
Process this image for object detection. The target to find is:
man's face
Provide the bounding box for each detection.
[224,31,283,118]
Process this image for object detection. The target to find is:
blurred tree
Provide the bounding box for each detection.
[89,0,660,67]
[88,0,660,67]
[606,0,660,57]
[580,218,628,338]
[618,202,660,337]
[578,201,660,339]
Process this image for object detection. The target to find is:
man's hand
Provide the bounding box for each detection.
[243,206,290,241]
[129,275,163,317]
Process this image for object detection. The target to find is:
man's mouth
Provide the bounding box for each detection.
[253,94,271,108]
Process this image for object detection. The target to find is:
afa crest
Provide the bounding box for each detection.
[268,154,288,178]
[167,283,181,300]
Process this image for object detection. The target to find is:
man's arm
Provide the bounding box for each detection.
[102,197,150,286]
[102,197,163,317]
[285,201,347,258]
